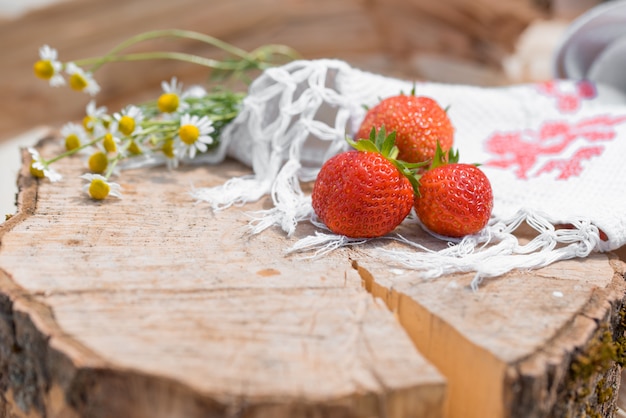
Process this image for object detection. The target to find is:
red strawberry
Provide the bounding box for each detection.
[312,127,423,238]
[414,145,493,238]
[356,92,454,164]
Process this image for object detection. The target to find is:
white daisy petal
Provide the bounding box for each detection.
[80,173,121,200]
[175,113,216,160]
[39,45,58,61]
[113,105,145,138]
[65,63,100,96]
[28,147,63,182]
[45,169,63,182]
[195,142,208,153]
[35,45,66,87]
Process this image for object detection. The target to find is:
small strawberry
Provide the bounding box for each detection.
[414,145,493,238]
[356,92,454,164]
[312,127,423,238]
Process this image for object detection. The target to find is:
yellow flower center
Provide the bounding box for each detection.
[69,73,88,92]
[118,115,135,136]
[89,179,110,200]
[33,60,54,80]
[128,140,142,155]
[30,162,45,178]
[103,133,117,153]
[158,93,180,113]
[65,134,81,151]
[88,151,108,174]
[162,138,175,158]
[82,115,95,133]
[179,124,200,145]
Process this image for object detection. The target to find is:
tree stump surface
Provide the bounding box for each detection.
[0,132,625,418]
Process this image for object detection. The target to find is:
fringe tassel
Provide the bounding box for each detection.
[247,159,313,236]
[381,209,602,290]
[286,209,602,290]
[191,60,352,225]
[286,217,370,257]
[191,176,272,211]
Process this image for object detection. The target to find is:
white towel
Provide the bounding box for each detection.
[192,57,626,288]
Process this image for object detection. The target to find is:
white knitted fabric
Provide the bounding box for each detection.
[192,59,626,287]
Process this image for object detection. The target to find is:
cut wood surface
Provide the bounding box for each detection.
[0,132,625,418]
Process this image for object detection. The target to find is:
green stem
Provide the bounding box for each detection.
[250,44,301,61]
[81,29,257,73]
[104,154,122,180]
[45,136,102,165]
[140,120,178,128]
[74,51,253,71]
[209,111,239,122]
[138,125,178,138]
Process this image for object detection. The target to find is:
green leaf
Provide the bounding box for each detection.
[346,126,423,196]
[380,129,397,157]
[402,161,430,170]
[348,135,377,153]
[391,160,422,196]
[429,140,459,170]
[374,125,386,150]
[448,147,460,164]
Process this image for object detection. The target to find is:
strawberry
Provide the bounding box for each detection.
[356,92,454,164]
[312,127,423,238]
[414,145,493,238]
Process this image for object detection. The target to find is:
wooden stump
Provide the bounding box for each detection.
[0,133,625,417]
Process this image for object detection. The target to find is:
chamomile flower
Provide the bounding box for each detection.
[60,122,88,151]
[161,138,179,169]
[28,148,62,182]
[33,45,65,87]
[114,105,144,137]
[102,130,122,154]
[175,114,215,159]
[125,140,146,156]
[81,174,122,200]
[65,62,100,96]
[83,100,108,133]
[157,77,190,114]
[88,151,109,174]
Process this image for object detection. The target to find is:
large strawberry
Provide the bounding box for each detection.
[356,92,454,164]
[414,145,493,238]
[312,127,423,238]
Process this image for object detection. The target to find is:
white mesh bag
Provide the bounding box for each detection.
[192,58,626,288]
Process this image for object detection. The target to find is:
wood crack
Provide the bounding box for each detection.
[349,252,626,418]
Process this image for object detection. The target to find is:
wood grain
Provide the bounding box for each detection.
[1,128,625,417]
[356,253,626,417]
[0,136,445,417]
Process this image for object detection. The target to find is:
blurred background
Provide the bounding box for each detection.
[0,0,612,216]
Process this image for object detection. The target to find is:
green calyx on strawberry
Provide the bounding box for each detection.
[414,143,494,238]
[420,141,460,178]
[356,91,455,165]
[312,126,424,238]
[347,126,427,195]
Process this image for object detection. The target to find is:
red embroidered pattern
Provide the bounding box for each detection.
[484,115,626,180]
[537,80,596,113]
